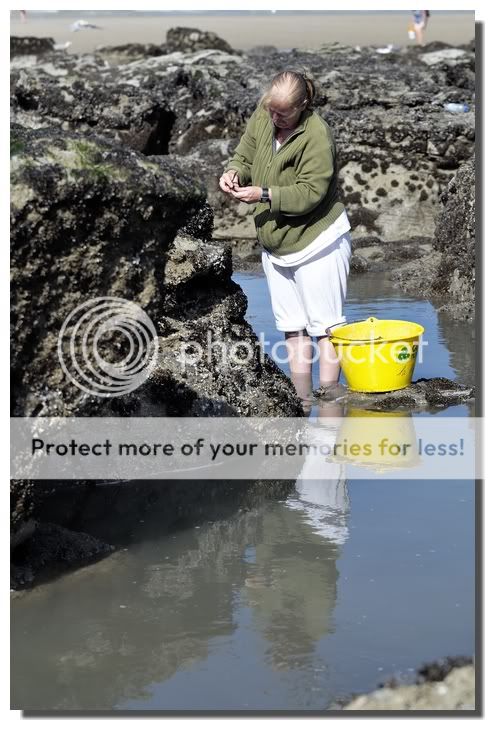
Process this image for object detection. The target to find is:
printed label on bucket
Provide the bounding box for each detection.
[394,343,419,363]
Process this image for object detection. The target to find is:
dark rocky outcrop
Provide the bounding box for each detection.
[393,156,475,319]
[11,522,114,590]
[94,42,170,64]
[246,45,279,58]
[94,26,236,65]
[10,123,302,585]
[165,26,234,54]
[432,156,475,315]
[314,377,475,411]
[10,38,475,244]
[11,125,301,419]
[10,478,296,590]
[10,36,55,57]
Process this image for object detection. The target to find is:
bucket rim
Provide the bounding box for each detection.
[326,316,425,343]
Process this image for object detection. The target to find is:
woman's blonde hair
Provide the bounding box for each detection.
[260,70,316,111]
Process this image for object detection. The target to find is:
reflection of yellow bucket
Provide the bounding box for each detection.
[332,408,421,472]
[327,317,424,393]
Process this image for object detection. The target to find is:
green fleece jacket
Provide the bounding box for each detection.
[225,105,344,255]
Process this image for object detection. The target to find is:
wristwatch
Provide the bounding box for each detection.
[260,187,270,203]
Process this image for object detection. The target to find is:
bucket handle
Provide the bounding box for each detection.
[326,316,383,343]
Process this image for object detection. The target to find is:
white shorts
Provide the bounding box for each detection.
[261,232,351,337]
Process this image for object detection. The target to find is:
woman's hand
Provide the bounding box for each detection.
[219,169,240,194]
[230,186,263,204]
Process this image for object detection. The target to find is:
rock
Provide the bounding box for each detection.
[339,660,475,711]
[350,253,370,273]
[246,45,278,57]
[314,377,474,411]
[392,249,441,297]
[421,47,475,91]
[416,656,474,683]
[95,42,169,64]
[392,157,475,319]
[10,40,475,243]
[10,479,35,539]
[165,27,234,54]
[10,477,296,591]
[10,36,55,57]
[412,376,475,407]
[420,48,470,66]
[350,237,433,273]
[10,522,114,590]
[432,156,475,317]
[226,237,261,271]
[10,125,303,585]
[11,126,302,419]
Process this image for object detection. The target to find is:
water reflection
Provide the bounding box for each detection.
[335,407,421,473]
[232,398,349,674]
[241,507,342,673]
[11,460,350,710]
[288,400,349,543]
[436,308,476,387]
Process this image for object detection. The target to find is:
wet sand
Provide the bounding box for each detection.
[10,13,474,55]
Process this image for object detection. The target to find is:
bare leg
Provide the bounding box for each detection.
[317,335,341,387]
[415,25,424,45]
[285,330,314,400]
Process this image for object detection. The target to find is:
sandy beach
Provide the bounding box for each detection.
[10,12,475,55]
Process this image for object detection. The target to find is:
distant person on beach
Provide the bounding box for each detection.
[412,10,430,46]
[219,70,351,403]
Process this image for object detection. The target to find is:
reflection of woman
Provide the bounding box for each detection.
[243,481,343,672]
[287,400,349,543]
[241,399,349,673]
[219,71,351,403]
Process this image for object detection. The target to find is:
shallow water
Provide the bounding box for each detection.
[10,482,475,711]
[10,272,475,711]
[235,270,475,416]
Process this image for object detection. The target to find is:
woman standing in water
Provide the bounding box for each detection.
[219,70,351,403]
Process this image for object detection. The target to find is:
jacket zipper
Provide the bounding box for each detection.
[272,124,304,157]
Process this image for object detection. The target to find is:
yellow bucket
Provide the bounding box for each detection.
[327,317,424,393]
